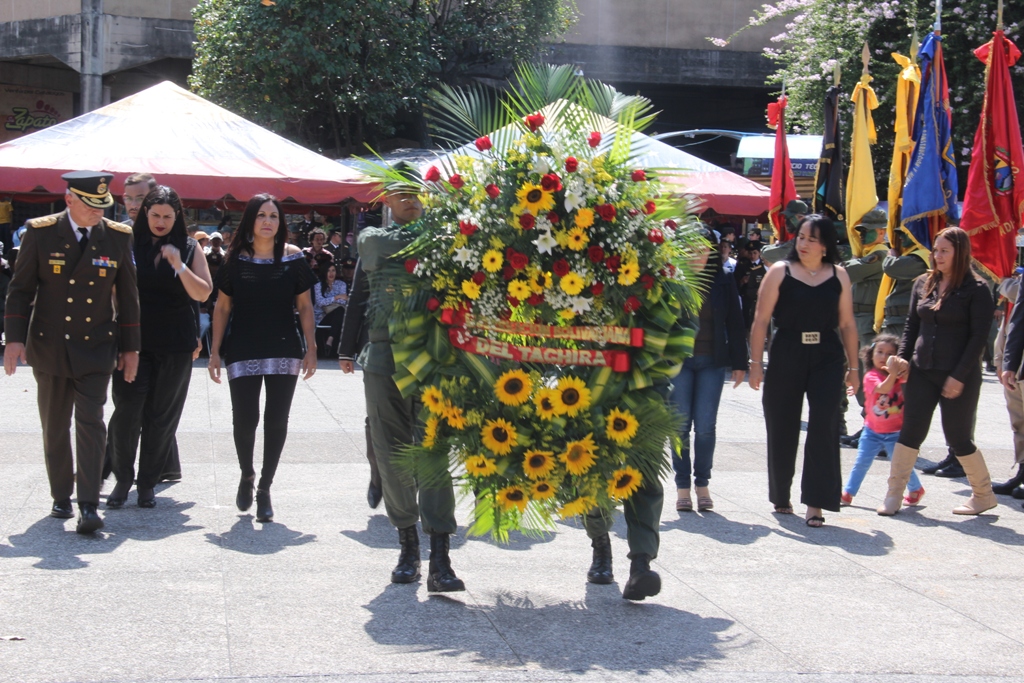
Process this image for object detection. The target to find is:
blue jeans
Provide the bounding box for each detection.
[671,355,726,489]
[844,425,923,496]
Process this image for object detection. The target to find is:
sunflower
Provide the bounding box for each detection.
[608,466,643,500]
[534,388,560,420]
[462,280,481,300]
[444,403,467,430]
[497,485,529,513]
[559,272,585,296]
[566,227,589,251]
[557,495,596,519]
[422,415,439,448]
[617,260,640,286]
[482,249,504,273]
[481,418,517,455]
[556,376,592,417]
[465,454,498,477]
[574,207,595,229]
[422,386,445,415]
[508,279,532,300]
[530,479,557,500]
[514,182,556,215]
[605,407,640,445]
[560,435,597,475]
[522,449,556,479]
[495,369,532,406]
[529,270,552,293]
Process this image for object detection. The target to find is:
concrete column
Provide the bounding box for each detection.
[80,0,104,113]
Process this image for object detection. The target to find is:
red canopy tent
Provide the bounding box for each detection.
[0,81,376,211]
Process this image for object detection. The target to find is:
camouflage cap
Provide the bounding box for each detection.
[854,208,888,231]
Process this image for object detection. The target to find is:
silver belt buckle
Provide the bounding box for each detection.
[802,332,820,344]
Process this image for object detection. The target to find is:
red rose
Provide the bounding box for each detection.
[552,258,570,277]
[448,174,464,190]
[595,203,616,222]
[624,296,642,313]
[526,113,545,131]
[643,200,656,215]
[459,220,478,236]
[471,271,486,285]
[631,169,647,182]
[564,156,578,173]
[475,136,492,151]
[404,259,418,274]
[507,296,520,307]
[587,245,605,263]
[627,208,639,217]
[648,228,665,244]
[527,293,544,306]
[588,131,602,147]
[547,211,560,224]
[509,251,529,270]
[540,173,562,192]
[424,166,441,182]
[426,297,441,312]
[590,282,604,296]
[664,219,678,230]
[485,183,501,199]
[606,255,621,273]
[640,274,655,290]
[519,213,536,230]
[502,265,516,281]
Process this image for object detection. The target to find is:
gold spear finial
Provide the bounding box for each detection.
[861,42,871,75]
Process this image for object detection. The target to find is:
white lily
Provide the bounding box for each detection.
[570,296,592,314]
[564,191,586,213]
[454,247,475,268]
[535,230,558,255]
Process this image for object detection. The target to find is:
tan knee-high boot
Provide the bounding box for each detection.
[952,451,998,515]
[877,443,919,516]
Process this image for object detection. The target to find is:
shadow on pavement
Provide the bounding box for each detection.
[661,513,773,545]
[363,581,735,674]
[205,516,316,554]
[886,507,1024,544]
[771,516,894,556]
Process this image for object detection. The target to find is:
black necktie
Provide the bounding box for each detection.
[78,227,88,251]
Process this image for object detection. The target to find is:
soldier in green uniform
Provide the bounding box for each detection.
[339,163,463,592]
[3,171,140,533]
[845,209,890,347]
[881,230,929,337]
[761,199,808,266]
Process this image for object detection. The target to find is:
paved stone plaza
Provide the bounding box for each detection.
[2,364,1024,682]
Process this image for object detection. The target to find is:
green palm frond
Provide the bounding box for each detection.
[425,82,508,148]
[584,79,658,132]
[505,63,584,119]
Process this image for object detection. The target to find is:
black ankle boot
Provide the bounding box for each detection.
[106,480,131,509]
[993,463,1024,495]
[391,525,421,584]
[922,453,957,475]
[255,489,273,522]
[586,533,614,584]
[236,475,255,512]
[621,554,661,601]
[427,533,465,592]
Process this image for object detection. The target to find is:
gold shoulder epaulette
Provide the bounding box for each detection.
[105,219,133,234]
[27,214,59,228]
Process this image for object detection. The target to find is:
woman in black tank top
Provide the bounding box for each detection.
[747,215,860,526]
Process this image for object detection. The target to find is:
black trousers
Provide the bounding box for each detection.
[898,365,982,456]
[763,336,844,512]
[228,373,298,490]
[108,351,193,489]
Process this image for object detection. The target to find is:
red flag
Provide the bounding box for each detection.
[961,31,1024,280]
[767,96,798,241]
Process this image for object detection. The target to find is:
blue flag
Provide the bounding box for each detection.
[901,33,958,250]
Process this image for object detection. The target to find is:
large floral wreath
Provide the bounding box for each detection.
[368,104,707,540]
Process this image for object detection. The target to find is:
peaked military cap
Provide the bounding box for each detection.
[62,170,114,209]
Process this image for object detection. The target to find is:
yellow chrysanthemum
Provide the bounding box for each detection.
[530,479,557,500]
[559,272,585,296]
[566,227,589,251]
[495,369,533,406]
[444,403,467,430]
[558,495,596,519]
[617,261,640,286]
[508,279,532,300]
[574,207,595,229]
[556,375,592,417]
[482,249,504,273]
[465,454,498,477]
[529,270,551,293]
[559,309,576,321]
[422,415,439,448]
[498,485,528,513]
[608,466,643,501]
[534,388,560,420]
[605,407,640,445]
[422,386,445,415]
[514,182,555,215]
[481,418,517,455]
[522,450,556,480]
[462,280,481,299]
[560,435,597,476]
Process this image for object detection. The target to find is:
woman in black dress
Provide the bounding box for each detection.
[747,215,860,526]
[107,186,213,508]
[878,227,996,516]
[208,194,318,523]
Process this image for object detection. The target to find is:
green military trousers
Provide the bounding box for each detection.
[363,369,457,534]
[582,470,664,560]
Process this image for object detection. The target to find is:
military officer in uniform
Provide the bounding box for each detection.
[880,229,929,337]
[3,171,140,533]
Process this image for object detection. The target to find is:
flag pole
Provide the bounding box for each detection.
[935,0,942,34]
[998,0,1004,30]
[833,62,841,87]
[861,42,870,75]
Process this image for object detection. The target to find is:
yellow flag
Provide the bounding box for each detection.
[846,73,879,257]
[874,54,922,332]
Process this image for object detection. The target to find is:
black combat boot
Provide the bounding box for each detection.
[621,554,661,601]
[992,463,1024,495]
[391,525,421,584]
[586,533,614,584]
[426,533,465,592]
[922,451,957,475]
